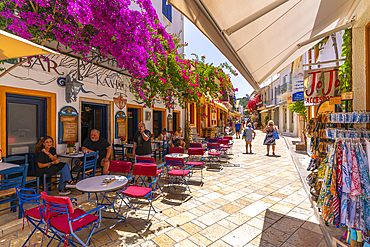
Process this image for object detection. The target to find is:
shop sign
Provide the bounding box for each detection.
[113,96,127,110]
[329,96,341,105]
[304,67,340,106]
[341,91,353,100]
[292,92,304,102]
[287,96,292,104]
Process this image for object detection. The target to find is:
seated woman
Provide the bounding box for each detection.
[34,136,74,195]
[170,127,185,148]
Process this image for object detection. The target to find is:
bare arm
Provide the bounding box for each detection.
[263,127,267,132]
[82,146,94,153]
[142,132,150,142]
[105,146,112,159]
[37,159,60,169]
[42,149,57,161]
[253,130,256,139]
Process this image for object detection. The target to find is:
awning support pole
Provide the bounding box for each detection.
[224,0,290,36]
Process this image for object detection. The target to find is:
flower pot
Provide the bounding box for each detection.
[68,147,74,153]
[121,141,126,145]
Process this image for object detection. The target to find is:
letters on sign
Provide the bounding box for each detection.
[329,96,342,105]
[304,67,340,106]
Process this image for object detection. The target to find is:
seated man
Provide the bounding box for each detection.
[82,129,112,174]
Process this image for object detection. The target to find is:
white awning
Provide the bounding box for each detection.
[168,0,360,89]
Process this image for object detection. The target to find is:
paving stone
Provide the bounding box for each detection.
[286,227,324,247]
[222,224,261,246]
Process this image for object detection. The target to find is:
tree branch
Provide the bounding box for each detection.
[0,58,31,79]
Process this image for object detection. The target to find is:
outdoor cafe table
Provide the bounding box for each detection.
[0,162,19,171]
[76,175,128,234]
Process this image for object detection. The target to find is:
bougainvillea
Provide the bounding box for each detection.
[0,0,237,112]
[247,94,261,114]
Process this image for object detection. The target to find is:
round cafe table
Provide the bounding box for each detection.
[76,174,128,193]
[165,153,189,159]
[76,175,129,235]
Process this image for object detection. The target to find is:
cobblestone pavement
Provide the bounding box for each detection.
[1,131,329,246]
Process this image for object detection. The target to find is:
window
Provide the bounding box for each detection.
[162,0,172,22]
[190,103,195,124]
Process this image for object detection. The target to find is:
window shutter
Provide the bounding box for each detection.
[168,4,172,22]
[162,0,168,18]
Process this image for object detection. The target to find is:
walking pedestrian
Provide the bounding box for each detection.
[235,121,241,139]
[263,120,278,156]
[242,123,256,154]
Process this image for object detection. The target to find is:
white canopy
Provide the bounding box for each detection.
[169,0,361,90]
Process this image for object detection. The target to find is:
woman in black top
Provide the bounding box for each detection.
[34,136,74,195]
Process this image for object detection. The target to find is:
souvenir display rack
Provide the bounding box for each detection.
[306,111,370,246]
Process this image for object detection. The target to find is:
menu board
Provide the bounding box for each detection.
[58,106,78,144]
[115,111,127,138]
[117,118,126,137]
[61,116,78,142]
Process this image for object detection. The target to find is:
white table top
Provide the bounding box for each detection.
[58,153,85,158]
[124,144,134,148]
[152,140,164,143]
[165,153,189,158]
[76,175,128,193]
[0,162,20,171]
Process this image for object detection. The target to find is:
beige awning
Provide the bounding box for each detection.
[0,30,59,60]
[168,0,360,88]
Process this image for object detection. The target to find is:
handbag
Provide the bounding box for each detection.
[273,129,280,139]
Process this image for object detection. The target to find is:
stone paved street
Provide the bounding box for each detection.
[0,131,329,246]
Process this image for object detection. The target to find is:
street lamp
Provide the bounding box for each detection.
[65,75,83,103]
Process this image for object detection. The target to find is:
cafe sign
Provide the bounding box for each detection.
[304,67,340,106]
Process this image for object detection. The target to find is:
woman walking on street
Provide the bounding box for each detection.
[263,120,278,156]
[243,123,256,154]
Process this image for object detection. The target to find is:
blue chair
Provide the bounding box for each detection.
[161,140,169,161]
[112,144,125,161]
[41,191,103,247]
[73,151,99,182]
[16,187,62,246]
[165,157,193,200]
[3,155,40,194]
[0,165,28,218]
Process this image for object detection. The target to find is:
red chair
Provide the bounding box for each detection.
[135,157,164,192]
[186,148,204,184]
[224,136,234,145]
[169,147,185,154]
[41,192,104,247]
[165,157,193,200]
[114,163,158,225]
[218,139,231,155]
[206,143,222,170]
[109,161,132,176]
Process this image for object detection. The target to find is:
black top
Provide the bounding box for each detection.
[133,129,152,155]
[34,147,65,177]
[83,137,110,163]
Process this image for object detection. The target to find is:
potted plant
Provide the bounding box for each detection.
[66,141,75,154]
[120,136,126,145]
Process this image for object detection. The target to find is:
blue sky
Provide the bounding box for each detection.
[183,18,254,98]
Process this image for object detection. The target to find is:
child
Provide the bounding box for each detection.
[242,123,256,154]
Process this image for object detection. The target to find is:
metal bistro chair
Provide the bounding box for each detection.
[3,154,40,194]
[0,165,28,218]
[41,192,104,247]
[165,157,193,200]
[16,187,61,246]
[206,143,222,171]
[161,140,169,161]
[169,147,185,154]
[189,143,202,148]
[72,151,99,182]
[112,144,125,161]
[114,163,158,225]
[135,156,164,192]
[186,148,205,184]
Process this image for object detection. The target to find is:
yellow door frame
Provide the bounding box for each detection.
[153,107,167,133]
[0,86,56,156]
[126,104,143,133]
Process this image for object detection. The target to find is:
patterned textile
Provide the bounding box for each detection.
[356,143,370,198]
[351,145,362,197]
[263,127,276,146]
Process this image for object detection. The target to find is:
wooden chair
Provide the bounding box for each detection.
[0,165,28,218]
[3,154,40,194]
[112,144,125,161]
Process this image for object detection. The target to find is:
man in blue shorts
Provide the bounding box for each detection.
[235,121,242,139]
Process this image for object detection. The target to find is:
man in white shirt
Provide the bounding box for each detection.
[159,129,171,140]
